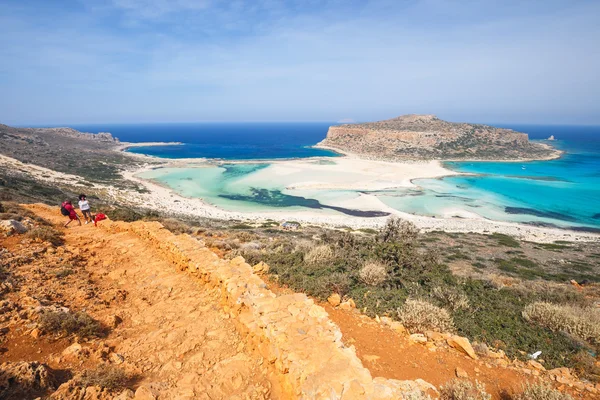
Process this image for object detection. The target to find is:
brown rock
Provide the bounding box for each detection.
[389,321,408,336]
[30,328,41,339]
[528,360,545,371]
[107,315,123,328]
[134,385,157,400]
[339,298,356,310]
[62,343,83,357]
[447,335,478,360]
[425,331,446,342]
[253,261,270,273]
[455,367,468,378]
[409,333,427,344]
[109,353,124,365]
[327,293,341,307]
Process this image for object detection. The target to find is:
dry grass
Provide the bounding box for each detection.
[159,218,191,234]
[432,286,470,311]
[38,310,103,338]
[26,226,64,246]
[359,261,387,286]
[512,382,572,400]
[570,351,600,382]
[304,244,334,265]
[439,379,491,400]
[78,365,129,391]
[522,302,600,344]
[398,299,454,333]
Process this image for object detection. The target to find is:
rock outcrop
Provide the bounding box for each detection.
[32,127,119,143]
[318,114,556,161]
[0,361,58,399]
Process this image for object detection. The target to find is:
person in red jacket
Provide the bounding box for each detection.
[61,200,81,227]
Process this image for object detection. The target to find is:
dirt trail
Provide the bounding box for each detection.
[4,204,596,399]
[23,204,278,399]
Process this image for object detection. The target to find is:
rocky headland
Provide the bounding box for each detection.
[317,114,559,161]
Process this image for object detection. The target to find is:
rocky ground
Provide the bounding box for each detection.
[0,204,276,399]
[1,204,598,399]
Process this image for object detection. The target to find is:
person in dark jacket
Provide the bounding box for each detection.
[62,200,81,227]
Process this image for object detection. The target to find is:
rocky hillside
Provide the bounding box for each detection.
[318,114,557,160]
[0,124,145,192]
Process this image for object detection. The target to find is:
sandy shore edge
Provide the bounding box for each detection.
[112,149,599,243]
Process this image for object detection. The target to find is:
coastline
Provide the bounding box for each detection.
[111,146,600,243]
[313,142,564,163]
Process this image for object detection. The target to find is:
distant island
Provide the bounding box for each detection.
[317,114,559,161]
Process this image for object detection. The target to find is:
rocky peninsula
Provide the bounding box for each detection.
[317,114,559,161]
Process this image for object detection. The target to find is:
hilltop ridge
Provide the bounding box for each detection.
[318,114,558,161]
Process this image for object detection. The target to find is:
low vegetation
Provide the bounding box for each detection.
[512,382,572,400]
[239,217,599,368]
[38,310,103,338]
[77,365,130,391]
[359,261,388,286]
[398,299,454,333]
[523,302,600,345]
[26,226,65,246]
[439,379,491,400]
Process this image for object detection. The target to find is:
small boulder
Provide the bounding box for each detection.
[253,261,270,274]
[447,335,478,360]
[109,353,124,365]
[0,220,28,235]
[107,315,123,328]
[455,366,469,378]
[409,333,427,344]
[134,385,158,400]
[339,298,356,310]
[62,343,83,357]
[389,321,408,336]
[327,293,341,307]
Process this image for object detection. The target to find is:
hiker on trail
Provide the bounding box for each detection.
[78,194,93,224]
[61,200,81,227]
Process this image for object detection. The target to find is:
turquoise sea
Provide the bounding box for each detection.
[70,123,600,231]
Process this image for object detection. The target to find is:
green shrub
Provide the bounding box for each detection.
[26,226,64,246]
[230,223,253,230]
[39,310,103,338]
[398,299,454,333]
[490,233,520,248]
[570,351,600,382]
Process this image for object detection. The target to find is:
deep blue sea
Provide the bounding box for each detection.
[71,122,339,159]
[65,122,600,230]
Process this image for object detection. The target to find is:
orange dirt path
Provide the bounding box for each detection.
[20,204,280,399]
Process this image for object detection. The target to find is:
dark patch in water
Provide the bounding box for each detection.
[505,207,577,222]
[220,188,390,218]
[592,213,600,220]
[522,221,600,234]
[221,163,268,178]
[505,175,570,182]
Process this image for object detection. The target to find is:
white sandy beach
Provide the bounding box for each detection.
[116,153,599,243]
[3,149,597,243]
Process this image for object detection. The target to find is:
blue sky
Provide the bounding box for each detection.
[1,0,599,125]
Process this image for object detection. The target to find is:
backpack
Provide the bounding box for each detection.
[60,205,70,216]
